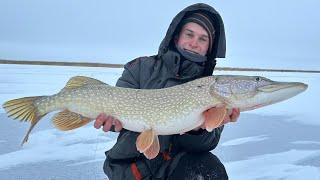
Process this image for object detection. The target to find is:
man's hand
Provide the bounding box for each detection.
[193,107,240,131]
[94,113,123,132]
[219,108,240,126]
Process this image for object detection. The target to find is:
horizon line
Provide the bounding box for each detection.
[0,59,319,73]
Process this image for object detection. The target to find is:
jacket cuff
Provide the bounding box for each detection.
[186,128,206,135]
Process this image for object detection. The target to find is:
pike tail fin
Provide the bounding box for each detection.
[2,96,47,145]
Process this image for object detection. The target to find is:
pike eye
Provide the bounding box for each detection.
[255,77,261,81]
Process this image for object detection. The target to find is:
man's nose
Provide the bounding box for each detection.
[189,39,198,48]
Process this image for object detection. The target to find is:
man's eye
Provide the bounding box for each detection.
[185,33,193,38]
[199,37,208,42]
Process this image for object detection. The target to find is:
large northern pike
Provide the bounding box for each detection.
[2,75,307,159]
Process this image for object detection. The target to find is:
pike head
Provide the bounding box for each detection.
[209,75,308,111]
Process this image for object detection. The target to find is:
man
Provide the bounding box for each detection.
[94,3,239,179]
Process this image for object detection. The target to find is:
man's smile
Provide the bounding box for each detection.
[184,49,200,55]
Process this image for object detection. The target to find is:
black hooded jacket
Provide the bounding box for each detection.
[104,3,226,180]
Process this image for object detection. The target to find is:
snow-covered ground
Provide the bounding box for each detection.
[0,64,319,180]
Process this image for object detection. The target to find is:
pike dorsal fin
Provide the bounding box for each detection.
[63,76,108,90]
[52,109,91,131]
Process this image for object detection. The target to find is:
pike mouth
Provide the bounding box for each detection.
[258,82,308,92]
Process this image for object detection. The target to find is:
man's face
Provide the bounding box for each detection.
[176,22,210,56]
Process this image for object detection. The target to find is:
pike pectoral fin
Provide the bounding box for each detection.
[203,106,227,132]
[52,110,91,131]
[136,129,155,153]
[143,135,160,159]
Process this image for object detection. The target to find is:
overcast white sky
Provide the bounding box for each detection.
[0,0,319,70]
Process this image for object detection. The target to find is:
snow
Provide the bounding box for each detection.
[225,150,320,180]
[291,141,320,145]
[0,126,116,170]
[0,64,319,179]
[220,135,269,146]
